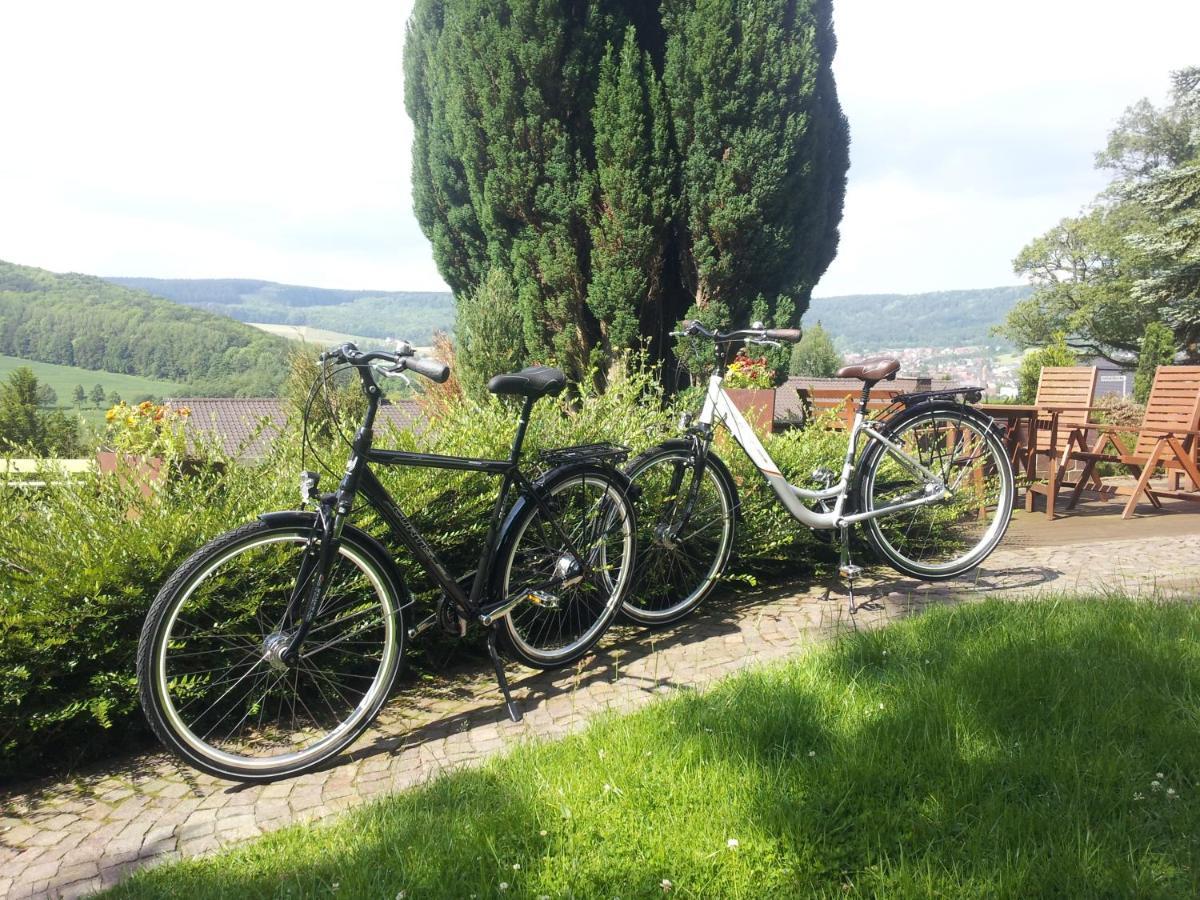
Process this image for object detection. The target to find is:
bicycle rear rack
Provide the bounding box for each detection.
[537,442,630,466]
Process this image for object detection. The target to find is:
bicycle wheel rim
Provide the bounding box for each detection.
[863,412,1012,576]
[626,450,734,622]
[502,475,634,664]
[153,531,399,774]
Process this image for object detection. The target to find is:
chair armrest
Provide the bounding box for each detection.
[1140,428,1200,439]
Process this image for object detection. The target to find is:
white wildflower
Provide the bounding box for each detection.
[661,879,673,892]
[540,829,548,837]
[808,750,816,757]
[499,883,509,892]
[727,838,739,849]
[1152,780,1162,791]
[1168,788,1178,799]
[513,863,521,870]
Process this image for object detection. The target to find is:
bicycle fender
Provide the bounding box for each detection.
[851,400,1006,503]
[255,510,411,612]
[630,438,742,524]
[489,462,634,599]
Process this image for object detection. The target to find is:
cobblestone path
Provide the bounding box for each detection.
[4,510,1200,898]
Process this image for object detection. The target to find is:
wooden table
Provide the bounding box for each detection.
[977,403,1039,480]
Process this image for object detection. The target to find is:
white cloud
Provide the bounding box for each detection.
[819,0,1200,296]
[0,1,1196,296]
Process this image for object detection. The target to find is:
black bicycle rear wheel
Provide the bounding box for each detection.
[496,466,636,668]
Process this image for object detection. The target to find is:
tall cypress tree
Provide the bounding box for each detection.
[405,0,848,386]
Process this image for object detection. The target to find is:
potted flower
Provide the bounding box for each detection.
[723,351,776,433]
[97,401,191,497]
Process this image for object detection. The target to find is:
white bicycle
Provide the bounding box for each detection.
[622,320,1015,624]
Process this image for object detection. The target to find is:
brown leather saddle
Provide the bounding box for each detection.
[835,357,900,383]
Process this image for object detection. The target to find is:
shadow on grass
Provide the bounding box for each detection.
[106,598,1200,898]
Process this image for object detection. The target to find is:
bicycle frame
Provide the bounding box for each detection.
[696,373,952,529]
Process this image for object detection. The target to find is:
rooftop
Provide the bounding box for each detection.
[169,397,422,459]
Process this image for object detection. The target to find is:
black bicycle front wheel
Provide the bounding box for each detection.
[137,520,405,782]
[857,405,1014,580]
[622,443,737,626]
[496,466,636,669]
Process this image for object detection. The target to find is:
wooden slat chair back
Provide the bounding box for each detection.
[1023,365,1099,518]
[1134,366,1200,457]
[1064,365,1200,519]
[1032,366,1098,452]
[801,386,904,430]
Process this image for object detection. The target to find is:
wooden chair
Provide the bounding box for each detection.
[1064,365,1200,519]
[1023,366,1100,518]
[800,386,905,430]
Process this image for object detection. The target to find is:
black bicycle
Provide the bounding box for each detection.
[137,342,636,782]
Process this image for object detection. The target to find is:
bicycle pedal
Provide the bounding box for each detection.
[839,564,863,579]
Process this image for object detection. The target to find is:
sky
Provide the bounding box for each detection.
[0,1,1197,300]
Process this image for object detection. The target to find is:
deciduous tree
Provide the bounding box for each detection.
[1004,68,1199,364]
[788,321,843,377]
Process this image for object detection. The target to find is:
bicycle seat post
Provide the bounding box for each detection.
[508,396,536,463]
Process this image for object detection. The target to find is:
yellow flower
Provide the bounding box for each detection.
[125,416,136,427]
[105,408,117,421]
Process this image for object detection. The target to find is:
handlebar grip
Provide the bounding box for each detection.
[405,357,450,384]
[764,328,802,343]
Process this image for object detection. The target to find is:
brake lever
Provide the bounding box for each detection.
[375,362,412,386]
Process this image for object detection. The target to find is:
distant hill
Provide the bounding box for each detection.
[0,260,292,396]
[107,276,457,344]
[807,286,1033,352]
[111,277,1031,354]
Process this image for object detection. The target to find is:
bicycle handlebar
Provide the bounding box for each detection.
[669,321,803,344]
[320,342,451,383]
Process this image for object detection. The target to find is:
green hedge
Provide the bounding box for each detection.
[0,363,844,780]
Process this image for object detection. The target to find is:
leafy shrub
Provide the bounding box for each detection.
[103,401,191,457]
[0,356,846,779]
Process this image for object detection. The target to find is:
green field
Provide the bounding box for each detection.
[0,354,185,429]
[0,354,184,403]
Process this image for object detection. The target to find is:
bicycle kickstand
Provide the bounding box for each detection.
[487,627,523,723]
[837,525,863,618]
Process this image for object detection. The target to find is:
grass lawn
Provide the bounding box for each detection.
[106,598,1200,898]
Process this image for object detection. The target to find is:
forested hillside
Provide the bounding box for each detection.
[807,286,1034,351]
[107,277,456,343]
[0,261,290,396]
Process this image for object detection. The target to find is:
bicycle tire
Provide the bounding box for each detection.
[856,403,1014,580]
[137,519,406,782]
[495,464,636,669]
[621,442,737,626]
